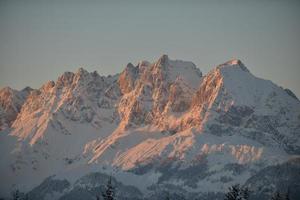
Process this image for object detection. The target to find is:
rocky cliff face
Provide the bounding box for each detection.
[116,55,202,129]
[0,55,299,199]
[0,86,33,130]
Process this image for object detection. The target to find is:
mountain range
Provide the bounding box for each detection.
[0,55,299,200]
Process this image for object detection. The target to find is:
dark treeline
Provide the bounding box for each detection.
[5,181,292,200]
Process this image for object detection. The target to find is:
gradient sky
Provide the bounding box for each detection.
[0,0,300,97]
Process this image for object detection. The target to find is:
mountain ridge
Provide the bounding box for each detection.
[0,55,299,199]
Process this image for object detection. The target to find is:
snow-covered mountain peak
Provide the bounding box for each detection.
[217,58,250,73]
[224,58,242,66]
[151,55,202,88]
[1,57,300,199]
[54,68,112,92]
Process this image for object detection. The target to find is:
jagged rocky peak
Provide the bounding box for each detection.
[56,71,75,87]
[122,63,138,78]
[119,55,202,89]
[75,67,96,81]
[156,54,169,67]
[0,86,32,107]
[116,55,204,129]
[0,86,14,95]
[154,54,199,69]
[40,80,55,92]
[20,86,33,94]
[152,55,201,78]
[55,68,104,90]
[0,86,33,130]
[190,59,254,110]
[76,67,89,75]
[1,56,300,200]
[74,68,103,80]
[125,62,135,70]
[73,67,94,86]
[0,87,17,109]
[118,63,139,94]
[217,58,250,73]
[138,60,151,67]
[189,58,253,108]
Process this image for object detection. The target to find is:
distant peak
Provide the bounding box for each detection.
[76,67,89,76]
[156,54,169,66]
[122,63,138,76]
[91,70,99,77]
[225,59,242,66]
[21,86,34,93]
[22,86,33,91]
[56,71,75,87]
[218,59,249,73]
[159,54,169,60]
[61,71,75,77]
[0,86,13,92]
[138,60,150,67]
[126,63,135,69]
[41,81,55,91]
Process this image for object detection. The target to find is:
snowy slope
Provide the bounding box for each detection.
[0,55,299,199]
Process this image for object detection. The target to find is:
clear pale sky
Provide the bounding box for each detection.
[0,0,300,97]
